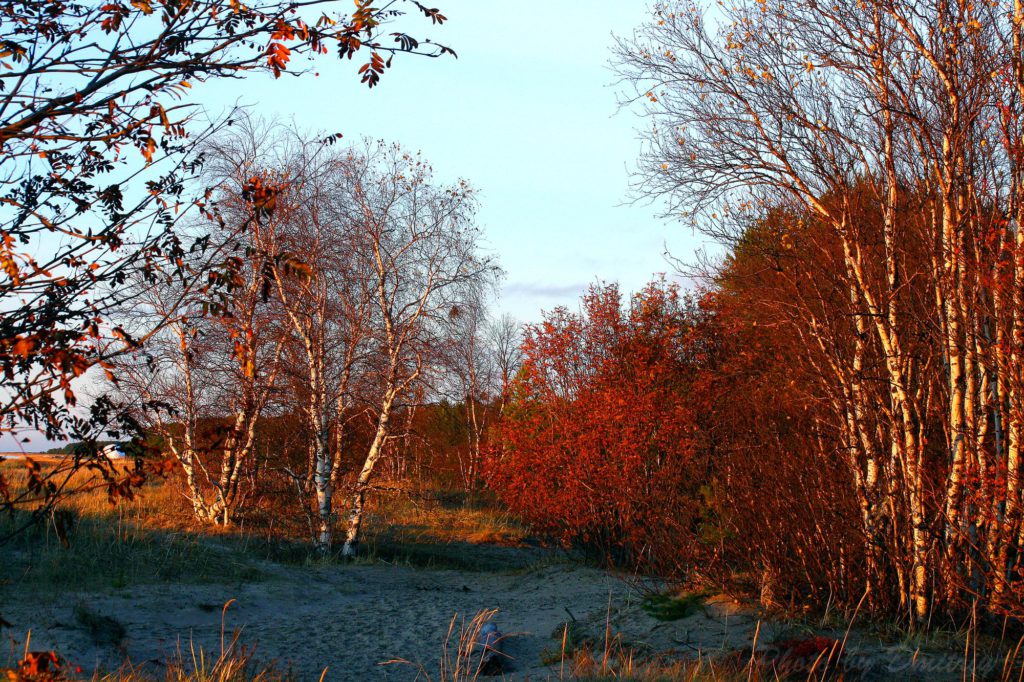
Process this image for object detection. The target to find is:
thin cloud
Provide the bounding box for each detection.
[503,281,587,299]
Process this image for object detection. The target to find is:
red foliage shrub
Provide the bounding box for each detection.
[486,280,716,571]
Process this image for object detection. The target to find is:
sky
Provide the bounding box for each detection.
[3,1,712,452]
[203,0,709,321]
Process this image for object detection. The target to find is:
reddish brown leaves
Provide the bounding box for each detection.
[99,3,128,33]
[9,335,37,359]
[22,458,53,501]
[487,280,711,567]
[351,1,381,32]
[0,232,22,285]
[106,468,146,505]
[140,136,156,163]
[148,456,178,478]
[241,175,281,216]
[338,33,363,60]
[413,3,447,24]
[359,52,386,88]
[266,41,291,78]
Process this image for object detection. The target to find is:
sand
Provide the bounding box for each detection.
[1,543,774,681]
[0,544,983,681]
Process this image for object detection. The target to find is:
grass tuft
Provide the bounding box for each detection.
[640,590,711,621]
[384,608,506,681]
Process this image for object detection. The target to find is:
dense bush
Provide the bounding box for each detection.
[486,281,717,573]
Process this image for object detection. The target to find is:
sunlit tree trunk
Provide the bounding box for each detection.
[342,388,397,558]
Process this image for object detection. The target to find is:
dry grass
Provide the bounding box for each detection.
[92,608,299,682]
[360,486,529,546]
[93,644,293,682]
[338,485,542,571]
[87,639,292,681]
[383,608,505,681]
[2,456,527,537]
[1,460,534,590]
[2,458,210,531]
[2,459,527,544]
[1,462,263,591]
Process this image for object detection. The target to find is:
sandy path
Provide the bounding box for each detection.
[3,545,965,681]
[3,556,653,680]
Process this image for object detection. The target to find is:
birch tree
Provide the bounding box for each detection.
[111,121,295,525]
[260,132,376,553]
[112,210,289,524]
[443,292,501,490]
[338,143,497,557]
[616,0,1024,619]
[488,314,524,415]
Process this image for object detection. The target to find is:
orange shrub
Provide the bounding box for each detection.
[486,280,716,571]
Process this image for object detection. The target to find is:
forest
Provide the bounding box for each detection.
[4,0,1024,679]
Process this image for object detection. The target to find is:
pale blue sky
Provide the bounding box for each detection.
[204,0,706,321]
[3,1,710,451]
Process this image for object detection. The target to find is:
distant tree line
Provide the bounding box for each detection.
[44,442,123,456]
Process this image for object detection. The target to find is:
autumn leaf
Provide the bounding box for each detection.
[10,335,37,358]
[266,41,291,78]
[359,51,386,87]
[140,137,156,162]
